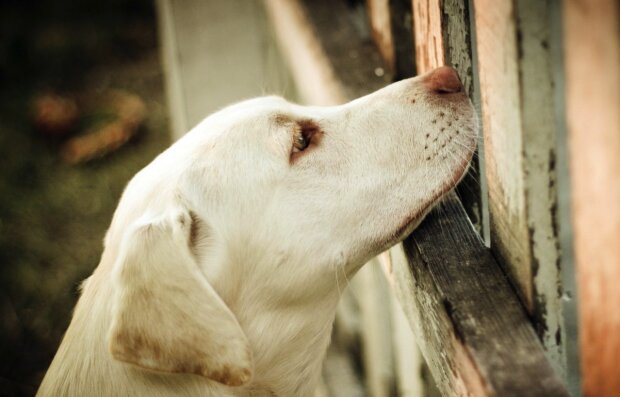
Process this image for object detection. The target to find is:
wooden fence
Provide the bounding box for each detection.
[158,0,620,395]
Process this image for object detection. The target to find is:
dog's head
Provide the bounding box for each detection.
[105,66,477,386]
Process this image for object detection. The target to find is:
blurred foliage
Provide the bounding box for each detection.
[0,0,170,395]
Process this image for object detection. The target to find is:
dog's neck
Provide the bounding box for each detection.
[235,293,339,396]
[201,251,342,396]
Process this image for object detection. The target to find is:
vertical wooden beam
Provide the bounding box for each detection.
[367,0,396,75]
[471,0,565,375]
[390,295,425,397]
[548,2,581,393]
[471,0,531,307]
[264,0,346,105]
[411,0,444,73]
[357,260,395,397]
[441,0,474,96]
[515,0,564,377]
[564,0,620,396]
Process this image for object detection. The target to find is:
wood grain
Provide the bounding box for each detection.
[472,0,532,308]
[471,0,566,376]
[564,0,620,395]
[514,0,564,377]
[385,193,570,397]
[411,0,444,73]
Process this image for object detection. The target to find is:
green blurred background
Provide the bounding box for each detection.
[0,1,170,395]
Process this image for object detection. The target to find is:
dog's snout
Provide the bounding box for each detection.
[424,66,463,94]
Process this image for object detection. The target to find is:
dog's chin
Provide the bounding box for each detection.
[377,157,474,253]
[377,198,437,254]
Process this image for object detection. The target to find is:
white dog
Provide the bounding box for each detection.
[37,66,477,396]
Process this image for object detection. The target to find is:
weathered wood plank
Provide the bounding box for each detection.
[471,0,532,308]
[411,0,444,73]
[440,0,473,97]
[411,0,568,392]
[514,0,564,378]
[548,3,581,394]
[385,193,570,397]
[564,0,620,396]
[472,0,566,376]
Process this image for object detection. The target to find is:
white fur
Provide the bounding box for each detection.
[37,70,477,396]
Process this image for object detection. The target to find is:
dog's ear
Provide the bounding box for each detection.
[107,208,253,386]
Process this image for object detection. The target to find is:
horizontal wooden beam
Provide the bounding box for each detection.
[386,193,569,396]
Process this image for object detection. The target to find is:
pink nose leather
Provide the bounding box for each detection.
[425,66,464,94]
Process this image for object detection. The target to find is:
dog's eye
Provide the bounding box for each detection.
[293,128,310,152]
[292,120,320,154]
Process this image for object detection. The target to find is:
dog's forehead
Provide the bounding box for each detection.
[223,96,338,124]
[229,95,292,119]
[200,96,290,128]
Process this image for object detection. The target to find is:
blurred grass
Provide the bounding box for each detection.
[0,0,170,395]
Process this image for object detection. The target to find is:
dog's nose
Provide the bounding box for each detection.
[424,66,463,94]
